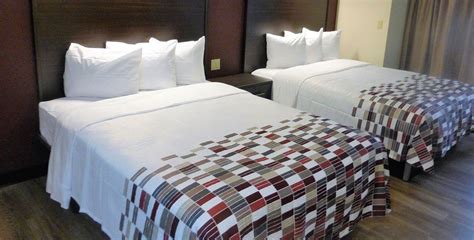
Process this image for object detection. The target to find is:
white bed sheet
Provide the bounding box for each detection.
[39,92,159,146]
[271,59,415,113]
[39,97,101,145]
[45,82,305,239]
[268,59,418,122]
[252,66,367,130]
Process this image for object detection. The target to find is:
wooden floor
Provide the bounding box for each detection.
[0,135,473,240]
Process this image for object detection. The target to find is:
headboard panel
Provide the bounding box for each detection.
[33,0,206,101]
[244,0,330,73]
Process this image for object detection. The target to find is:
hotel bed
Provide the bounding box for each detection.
[41,83,389,239]
[33,1,390,239]
[252,59,474,176]
[243,1,473,180]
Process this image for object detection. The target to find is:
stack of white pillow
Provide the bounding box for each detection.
[64,37,207,98]
[266,28,341,69]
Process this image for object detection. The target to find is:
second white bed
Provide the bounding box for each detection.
[252,59,474,172]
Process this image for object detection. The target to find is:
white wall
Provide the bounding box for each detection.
[337,0,393,66]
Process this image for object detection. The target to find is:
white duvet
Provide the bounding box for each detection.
[45,82,305,238]
[272,59,416,127]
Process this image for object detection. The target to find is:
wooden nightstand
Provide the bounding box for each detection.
[210,73,272,99]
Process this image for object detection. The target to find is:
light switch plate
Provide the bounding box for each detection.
[211,59,221,71]
[377,20,384,29]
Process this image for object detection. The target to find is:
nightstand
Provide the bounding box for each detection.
[210,73,272,99]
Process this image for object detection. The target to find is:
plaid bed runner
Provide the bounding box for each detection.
[119,113,389,239]
[352,74,473,171]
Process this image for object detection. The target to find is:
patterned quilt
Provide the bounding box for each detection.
[352,74,473,171]
[118,113,389,239]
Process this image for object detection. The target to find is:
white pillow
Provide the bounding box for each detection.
[303,28,341,60]
[266,33,306,68]
[64,43,141,98]
[150,36,206,85]
[284,29,323,64]
[106,40,178,90]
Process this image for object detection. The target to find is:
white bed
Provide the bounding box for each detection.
[42,82,389,239]
[252,59,474,173]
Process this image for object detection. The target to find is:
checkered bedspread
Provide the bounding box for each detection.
[119,113,389,239]
[352,74,473,171]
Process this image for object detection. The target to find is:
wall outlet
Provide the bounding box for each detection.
[211,58,221,71]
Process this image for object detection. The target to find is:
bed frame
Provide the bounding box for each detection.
[32,0,207,102]
[32,0,207,211]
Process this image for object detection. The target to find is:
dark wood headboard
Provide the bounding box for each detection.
[244,0,336,73]
[33,0,206,101]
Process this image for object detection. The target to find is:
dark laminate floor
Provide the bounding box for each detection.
[0,135,473,240]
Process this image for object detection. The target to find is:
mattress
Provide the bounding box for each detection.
[45,82,389,239]
[39,97,100,145]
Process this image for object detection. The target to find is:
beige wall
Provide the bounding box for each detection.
[336,0,409,68]
[336,0,393,66]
